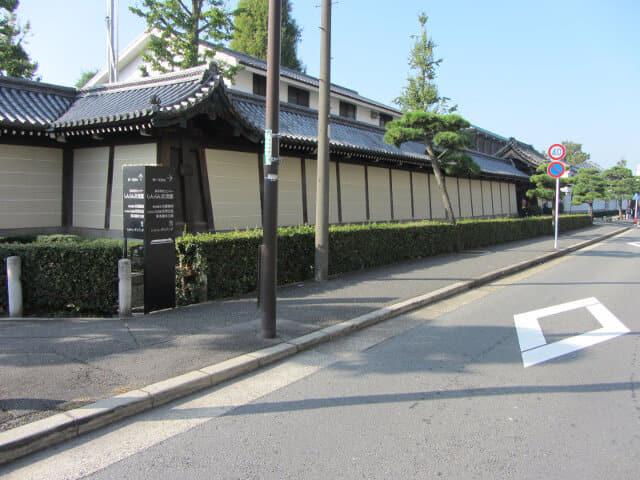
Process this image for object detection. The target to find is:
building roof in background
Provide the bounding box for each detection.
[218,46,400,116]
[495,137,547,168]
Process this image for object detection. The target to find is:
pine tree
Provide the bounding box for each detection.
[230,0,304,72]
[384,13,474,225]
[129,0,235,77]
[603,164,635,218]
[0,0,38,79]
[569,168,604,217]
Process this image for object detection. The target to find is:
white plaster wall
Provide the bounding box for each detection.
[110,144,157,231]
[458,178,473,218]
[230,68,254,93]
[339,163,366,223]
[367,166,391,221]
[206,149,261,231]
[278,156,303,227]
[481,180,494,216]
[412,172,429,219]
[391,170,412,220]
[73,147,109,229]
[489,181,501,215]
[305,158,339,225]
[470,179,483,217]
[429,174,446,220]
[0,145,63,228]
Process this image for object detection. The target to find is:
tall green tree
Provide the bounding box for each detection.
[129,0,235,77]
[526,163,569,220]
[569,168,605,217]
[603,164,635,218]
[385,12,473,225]
[561,141,590,166]
[230,0,303,72]
[394,13,455,114]
[0,0,38,79]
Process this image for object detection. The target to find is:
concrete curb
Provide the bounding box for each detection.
[0,226,630,465]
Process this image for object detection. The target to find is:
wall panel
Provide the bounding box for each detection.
[0,145,63,228]
[340,163,366,223]
[73,147,109,229]
[277,156,303,226]
[206,149,261,231]
[458,178,473,218]
[367,166,391,221]
[412,172,429,219]
[391,169,412,220]
[470,179,483,217]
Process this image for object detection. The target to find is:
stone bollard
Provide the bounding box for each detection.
[7,256,23,317]
[118,258,132,317]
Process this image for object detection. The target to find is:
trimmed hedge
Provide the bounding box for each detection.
[176,215,592,304]
[0,239,121,316]
[2,215,593,315]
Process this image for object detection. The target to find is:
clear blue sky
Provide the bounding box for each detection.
[15,1,640,171]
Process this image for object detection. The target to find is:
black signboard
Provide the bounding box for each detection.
[123,165,177,313]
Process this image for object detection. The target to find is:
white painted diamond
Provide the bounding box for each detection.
[513,297,630,368]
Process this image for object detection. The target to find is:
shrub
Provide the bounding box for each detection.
[0,239,121,316]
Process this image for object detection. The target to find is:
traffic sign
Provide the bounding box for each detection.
[548,144,566,160]
[632,193,639,201]
[547,161,565,178]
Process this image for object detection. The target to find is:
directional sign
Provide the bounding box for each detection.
[548,143,566,160]
[633,193,639,201]
[547,161,566,178]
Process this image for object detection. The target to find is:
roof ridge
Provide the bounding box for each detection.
[79,63,215,95]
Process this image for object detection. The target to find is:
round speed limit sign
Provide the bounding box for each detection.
[548,144,566,161]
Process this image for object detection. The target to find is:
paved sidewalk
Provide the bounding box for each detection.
[0,222,632,462]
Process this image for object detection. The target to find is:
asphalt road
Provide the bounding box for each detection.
[3,228,639,479]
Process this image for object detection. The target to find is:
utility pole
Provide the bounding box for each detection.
[259,0,282,338]
[315,0,331,281]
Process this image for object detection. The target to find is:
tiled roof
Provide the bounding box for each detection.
[0,77,75,130]
[467,150,529,179]
[229,90,529,179]
[495,138,547,167]
[229,90,425,162]
[53,64,220,130]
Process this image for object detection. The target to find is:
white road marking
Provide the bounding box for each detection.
[514,297,630,368]
[627,242,640,248]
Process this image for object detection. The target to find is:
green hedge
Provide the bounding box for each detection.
[0,239,121,316]
[176,215,592,304]
[1,215,592,315]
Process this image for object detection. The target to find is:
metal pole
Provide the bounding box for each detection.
[259,0,281,338]
[554,177,560,249]
[315,0,331,282]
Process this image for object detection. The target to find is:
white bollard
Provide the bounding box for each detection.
[118,258,132,317]
[7,256,23,317]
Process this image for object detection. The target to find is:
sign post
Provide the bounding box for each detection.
[547,144,567,249]
[123,165,176,313]
[632,193,639,225]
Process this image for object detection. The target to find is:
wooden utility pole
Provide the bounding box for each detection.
[259,0,282,338]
